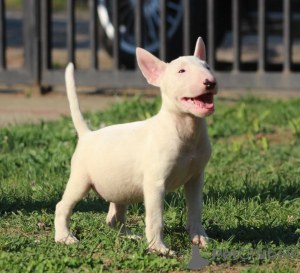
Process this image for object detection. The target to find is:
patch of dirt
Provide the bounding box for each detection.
[226,129,295,147]
[170,260,300,273]
[255,130,294,146]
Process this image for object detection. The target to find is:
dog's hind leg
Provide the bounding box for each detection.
[106,203,140,239]
[106,203,129,233]
[55,173,91,244]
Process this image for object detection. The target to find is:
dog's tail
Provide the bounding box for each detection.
[65,63,90,137]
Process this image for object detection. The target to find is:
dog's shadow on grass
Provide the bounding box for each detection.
[202,180,300,247]
[205,222,299,247]
[0,197,109,215]
[205,174,300,205]
[165,222,299,252]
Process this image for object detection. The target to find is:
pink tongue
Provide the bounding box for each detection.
[194,93,214,108]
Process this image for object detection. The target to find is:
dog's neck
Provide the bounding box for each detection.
[158,107,208,145]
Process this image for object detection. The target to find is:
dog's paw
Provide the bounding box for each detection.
[55,234,79,244]
[190,234,209,248]
[187,226,209,248]
[149,243,175,256]
[117,225,142,240]
[121,234,142,240]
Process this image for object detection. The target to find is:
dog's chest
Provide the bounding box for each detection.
[164,143,211,192]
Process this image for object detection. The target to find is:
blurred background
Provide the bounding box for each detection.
[0,0,300,125]
[3,0,300,69]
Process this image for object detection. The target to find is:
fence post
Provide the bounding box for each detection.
[67,0,75,65]
[0,0,6,70]
[23,0,41,93]
[89,0,98,69]
[232,0,241,72]
[112,0,120,69]
[159,0,167,61]
[41,0,52,71]
[283,0,291,73]
[258,0,266,73]
[183,0,191,56]
[135,0,143,69]
[207,0,215,70]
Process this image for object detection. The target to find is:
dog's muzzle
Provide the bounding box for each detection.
[203,79,216,90]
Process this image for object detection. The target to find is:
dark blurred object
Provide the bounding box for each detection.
[97,0,300,69]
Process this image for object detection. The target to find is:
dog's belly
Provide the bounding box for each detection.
[88,152,206,203]
[84,139,144,204]
[88,158,144,204]
[87,152,204,204]
[91,178,144,204]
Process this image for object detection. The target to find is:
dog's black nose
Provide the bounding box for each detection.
[203,79,216,90]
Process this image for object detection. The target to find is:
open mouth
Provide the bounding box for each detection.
[181,93,214,112]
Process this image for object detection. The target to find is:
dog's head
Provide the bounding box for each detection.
[136,37,218,118]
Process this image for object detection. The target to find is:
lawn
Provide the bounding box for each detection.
[0,94,300,272]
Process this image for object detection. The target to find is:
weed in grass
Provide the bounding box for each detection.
[288,118,300,138]
[0,95,300,272]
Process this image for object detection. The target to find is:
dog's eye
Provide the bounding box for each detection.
[178,69,185,73]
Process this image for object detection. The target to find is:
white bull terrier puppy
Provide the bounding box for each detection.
[55,37,218,254]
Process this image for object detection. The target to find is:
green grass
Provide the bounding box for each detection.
[0,94,300,272]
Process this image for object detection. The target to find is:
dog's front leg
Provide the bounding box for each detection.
[184,172,209,248]
[143,180,173,254]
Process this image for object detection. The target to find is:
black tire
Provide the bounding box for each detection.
[97,0,184,68]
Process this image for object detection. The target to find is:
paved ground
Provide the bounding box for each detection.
[0,91,118,127]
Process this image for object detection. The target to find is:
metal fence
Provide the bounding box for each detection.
[0,0,40,85]
[0,0,300,91]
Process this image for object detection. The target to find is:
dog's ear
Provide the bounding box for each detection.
[194,37,206,61]
[136,48,166,87]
